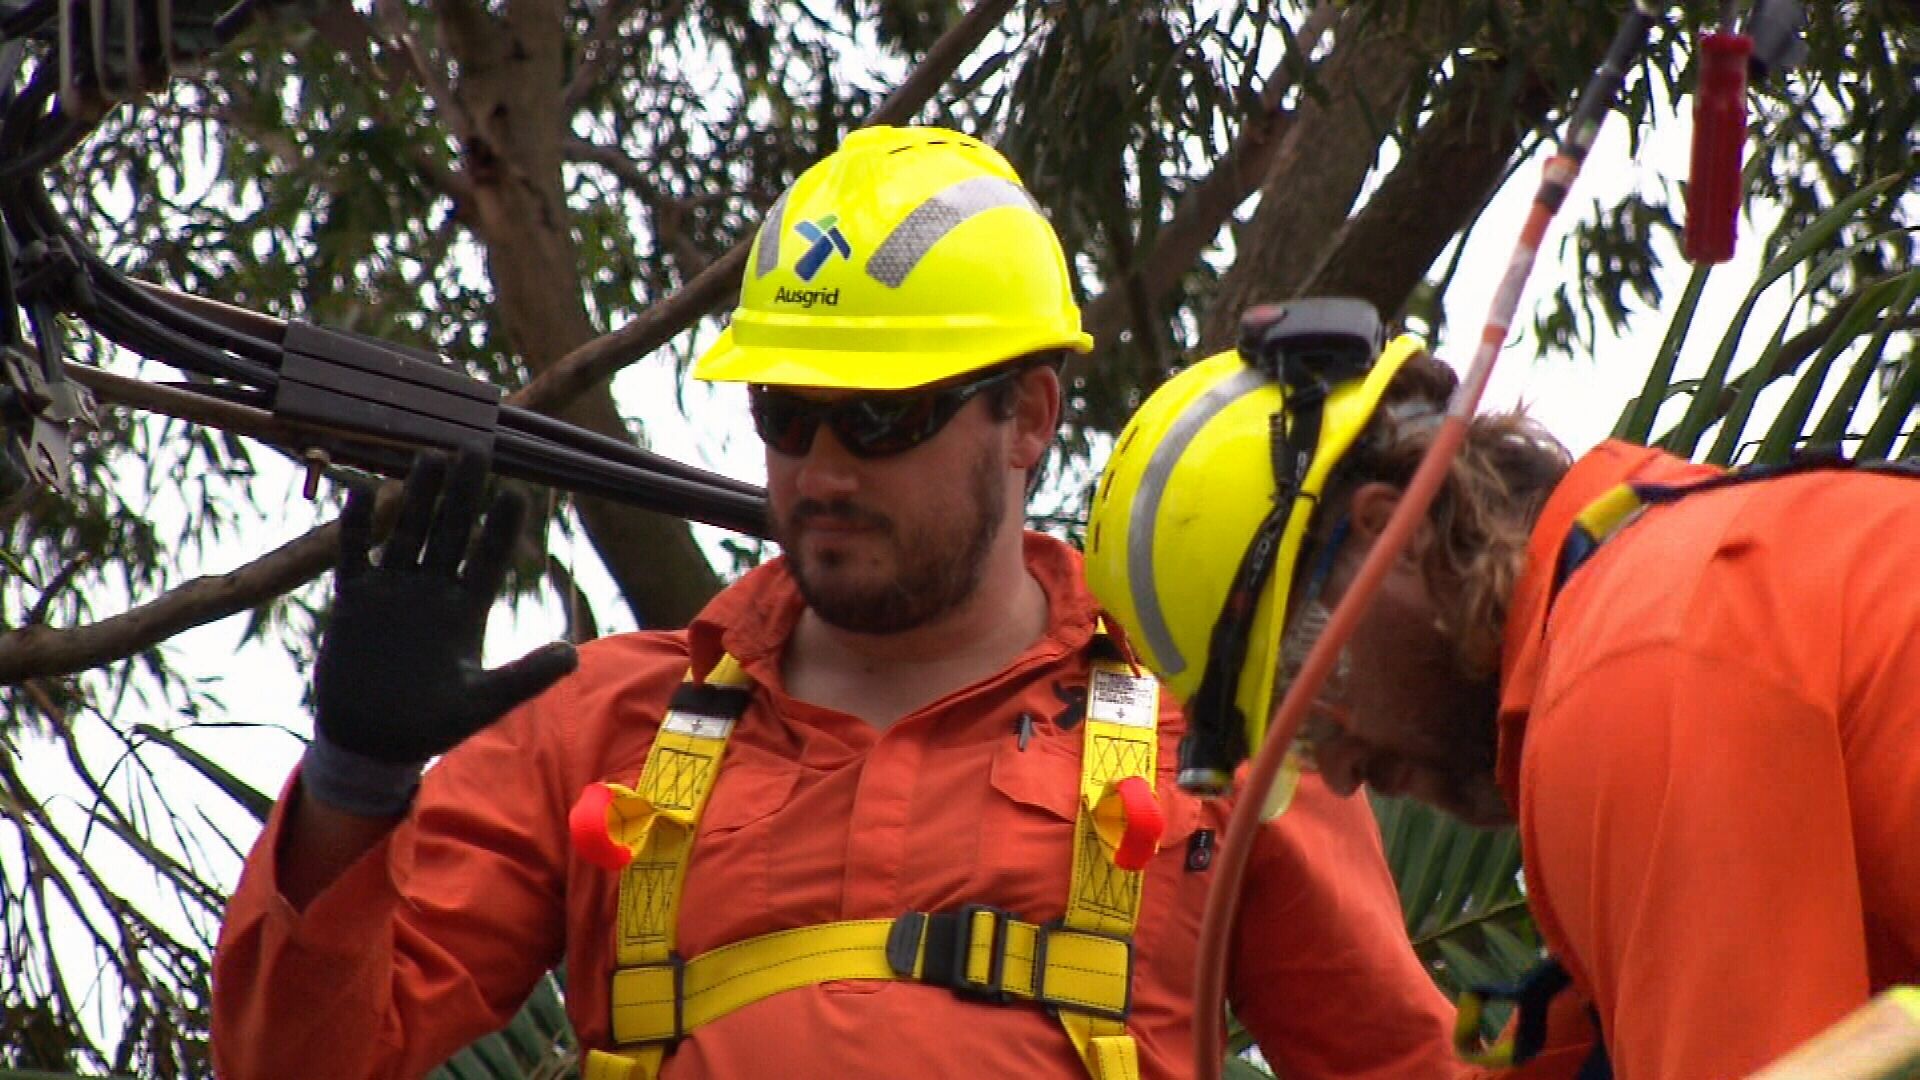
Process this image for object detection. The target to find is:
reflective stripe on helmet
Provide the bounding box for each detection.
[753,189,792,279]
[1127,365,1268,678]
[865,176,1039,288]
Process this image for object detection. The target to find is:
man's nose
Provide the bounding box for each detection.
[790,423,862,502]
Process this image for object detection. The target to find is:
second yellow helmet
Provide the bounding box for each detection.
[1085,332,1428,783]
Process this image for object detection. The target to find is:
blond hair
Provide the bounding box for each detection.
[1320,351,1572,679]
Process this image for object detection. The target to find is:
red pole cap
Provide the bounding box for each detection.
[1684,32,1754,264]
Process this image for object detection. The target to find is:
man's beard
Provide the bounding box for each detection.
[778,447,1007,634]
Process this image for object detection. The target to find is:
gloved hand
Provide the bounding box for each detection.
[303,450,578,815]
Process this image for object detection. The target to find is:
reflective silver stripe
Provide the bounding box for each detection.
[865,177,1038,288]
[754,189,791,279]
[1128,367,1268,678]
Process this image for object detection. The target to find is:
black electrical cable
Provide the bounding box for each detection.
[86,298,270,386]
[89,255,283,368]
[0,69,90,190]
[0,107,87,186]
[493,426,768,536]
[493,454,769,538]
[1,205,18,350]
[501,404,764,498]
[495,429,764,524]
[11,181,284,374]
[0,64,56,171]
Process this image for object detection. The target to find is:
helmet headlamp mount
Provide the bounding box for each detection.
[1236,298,1383,391]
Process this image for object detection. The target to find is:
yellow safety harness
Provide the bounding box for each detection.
[579,628,1161,1080]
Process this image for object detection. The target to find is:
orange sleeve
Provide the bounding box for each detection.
[212,692,575,1080]
[1521,645,1868,1079]
[1232,773,1474,1079]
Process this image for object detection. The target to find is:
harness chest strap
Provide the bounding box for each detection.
[580,629,1159,1080]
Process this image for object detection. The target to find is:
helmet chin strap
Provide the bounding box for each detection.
[1176,373,1333,795]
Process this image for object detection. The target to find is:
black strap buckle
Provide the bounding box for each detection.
[887,905,1014,1004]
[1033,920,1133,1022]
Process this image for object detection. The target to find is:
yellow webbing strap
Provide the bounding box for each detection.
[1057,630,1160,1080]
[588,629,1157,1080]
[605,911,1135,1045]
[583,655,750,1080]
[1573,482,1647,542]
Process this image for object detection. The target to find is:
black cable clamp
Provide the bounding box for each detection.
[271,321,501,454]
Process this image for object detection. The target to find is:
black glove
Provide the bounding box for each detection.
[304,450,578,814]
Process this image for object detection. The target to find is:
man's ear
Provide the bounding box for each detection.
[1009,364,1062,471]
[1347,482,1432,561]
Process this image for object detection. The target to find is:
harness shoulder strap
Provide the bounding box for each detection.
[1059,627,1160,1080]
[584,656,750,1080]
[1554,452,1920,605]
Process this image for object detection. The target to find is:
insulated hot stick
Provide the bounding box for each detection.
[1187,6,1668,1076]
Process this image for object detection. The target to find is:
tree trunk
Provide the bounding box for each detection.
[1304,31,1606,321]
[1200,7,1455,351]
[440,0,722,628]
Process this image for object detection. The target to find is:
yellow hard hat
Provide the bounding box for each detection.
[1084,331,1427,777]
[693,125,1094,390]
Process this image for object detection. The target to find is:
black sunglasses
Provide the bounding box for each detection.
[748,366,1021,459]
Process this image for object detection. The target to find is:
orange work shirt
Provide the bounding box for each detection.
[215,533,1467,1079]
[1499,442,1920,1079]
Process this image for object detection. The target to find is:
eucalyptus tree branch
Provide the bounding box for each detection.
[563,0,663,111]
[0,522,336,685]
[383,0,471,145]
[309,4,414,101]
[513,0,1017,416]
[1301,30,1577,316]
[545,554,601,644]
[565,134,714,277]
[1069,3,1338,402]
[1200,2,1469,351]
[307,3,476,206]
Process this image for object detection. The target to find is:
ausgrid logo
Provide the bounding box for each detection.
[774,286,841,308]
[793,215,851,281]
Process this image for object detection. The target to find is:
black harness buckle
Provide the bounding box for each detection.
[888,905,1015,1004]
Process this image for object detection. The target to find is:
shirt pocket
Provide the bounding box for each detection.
[678,760,800,953]
[975,738,1082,915]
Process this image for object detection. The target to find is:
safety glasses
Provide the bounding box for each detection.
[748,366,1020,459]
